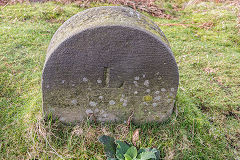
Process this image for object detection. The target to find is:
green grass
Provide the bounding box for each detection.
[0,1,239,159]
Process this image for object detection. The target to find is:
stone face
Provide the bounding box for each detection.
[42,6,179,123]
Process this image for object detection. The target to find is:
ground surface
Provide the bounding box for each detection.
[0,1,239,159]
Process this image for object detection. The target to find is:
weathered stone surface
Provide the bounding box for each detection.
[42,6,179,123]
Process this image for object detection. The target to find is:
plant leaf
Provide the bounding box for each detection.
[138,148,160,160]
[138,151,156,160]
[116,140,131,160]
[138,148,147,155]
[99,135,117,158]
[124,146,138,159]
[124,154,133,160]
[148,148,160,160]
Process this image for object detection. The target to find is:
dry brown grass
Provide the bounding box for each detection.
[59,0,174,18]
[237,2,240,33]
[0,0,174,18]
[1,0,237,20]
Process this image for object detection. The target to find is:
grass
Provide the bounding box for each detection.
[0,1,239,159]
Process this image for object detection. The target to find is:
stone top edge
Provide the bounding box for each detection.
[44,24,173,66]
[46,6,170,56]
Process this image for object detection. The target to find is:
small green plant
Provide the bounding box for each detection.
[98,135,160,160]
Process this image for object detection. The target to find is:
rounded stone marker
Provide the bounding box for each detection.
[42,6,179,123]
